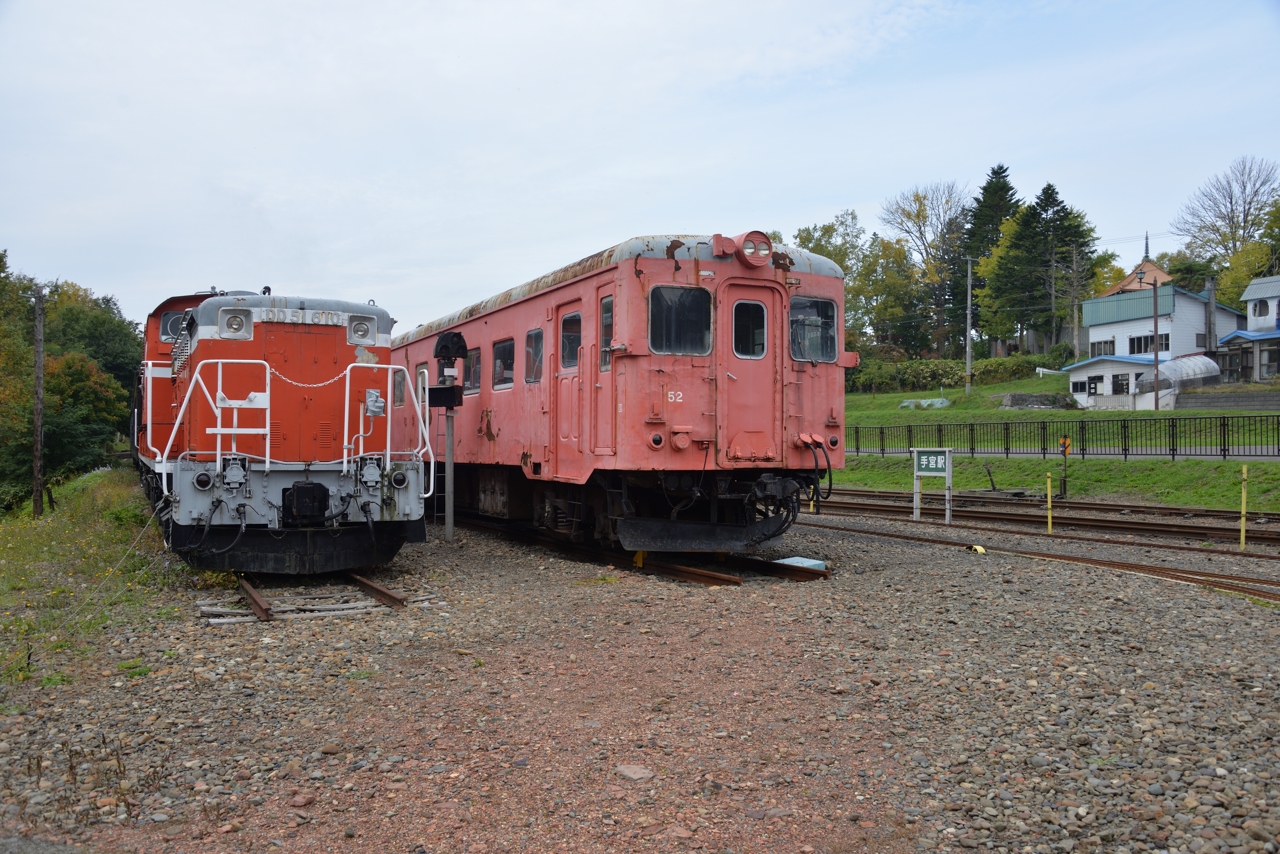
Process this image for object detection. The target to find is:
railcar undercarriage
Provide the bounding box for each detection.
[453,465,822,552]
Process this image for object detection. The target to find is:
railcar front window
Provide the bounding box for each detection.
[789,297,837,363]
[525,329,543,383]
[649,287,711,355]
[600,296,614,371]
[159,311,184,343]
[492,339,515,389]
[561,313,582,369]
[463,348,481,395]
[733,301,766,359]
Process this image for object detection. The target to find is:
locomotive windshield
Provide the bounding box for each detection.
[649,286,711,356]
[789,297,837,363]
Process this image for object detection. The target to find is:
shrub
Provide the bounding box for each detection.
[846,353,1064,393]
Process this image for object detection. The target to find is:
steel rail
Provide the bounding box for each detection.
[832,487,1273,523]
[813,498,1280,544]
[794,519,1280,603]
[346,573,408,608]
[237,575,274,622]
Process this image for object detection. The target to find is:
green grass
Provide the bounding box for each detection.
[844,375,1273,426]
[0,468,169,681]
[836,456,1279,512]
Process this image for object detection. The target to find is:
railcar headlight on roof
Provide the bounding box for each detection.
[218,308,253,340]
[733,231,773,267]
[348,315,377,346]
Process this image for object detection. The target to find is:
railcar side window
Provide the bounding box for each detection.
[393,371,406,407]
[649,287,711,355]
[561,313,582,369]
[462,348,481,395]
[525,329,543,383]
[733,301,766,359]
[492,339,515,389]
[600,296,614,370]
[789,297,837,363]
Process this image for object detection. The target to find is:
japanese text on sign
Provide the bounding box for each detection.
[915,450,950,475]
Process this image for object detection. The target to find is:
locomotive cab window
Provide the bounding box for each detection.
[462,348,481,395]
[733,301,766,359]
[159,311,185,343]
[561,313,582,369]
[789,296,837,363]
[525,329,543,383]
[492,338,515,389]
[649,286,711,355]
[600,296,614,371]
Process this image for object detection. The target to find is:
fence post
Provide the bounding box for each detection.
[1121,419,1129,462]
[969,422,975,459]
[853,426,860,457]
[1169,417,1177,461]
[1004,422,1010,459]
[879,426,885,458]
[1079,419,1087,460]
[1040,421,1047,460]
[906,425,913,455]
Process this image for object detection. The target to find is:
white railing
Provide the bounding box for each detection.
[153,359,435,500]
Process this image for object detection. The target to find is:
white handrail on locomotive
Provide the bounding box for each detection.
[339,362,436,499]
[151,360,435,500]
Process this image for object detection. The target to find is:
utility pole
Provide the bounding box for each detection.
[32,284,45,518]
[964,256,977,394]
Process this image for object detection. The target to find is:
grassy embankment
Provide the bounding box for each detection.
[841,376,1280,511]
[844,374,1275,426]
[0,467,171,686]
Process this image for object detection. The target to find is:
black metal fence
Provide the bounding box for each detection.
[846,415,1280,460]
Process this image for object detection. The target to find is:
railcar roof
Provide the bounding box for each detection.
[191,295,395,334]
[393,235,844,347]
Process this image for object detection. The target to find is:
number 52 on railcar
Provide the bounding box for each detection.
[391,231,856,552]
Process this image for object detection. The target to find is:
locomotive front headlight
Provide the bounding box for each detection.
[743,239,756,256]
[225,315,244,333]
[353,321,370,339]
[348,314,377,345]
[757,241,771,257]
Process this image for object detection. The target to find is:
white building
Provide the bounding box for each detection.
[1064,277,1242,409]
[1217,275,1280,382]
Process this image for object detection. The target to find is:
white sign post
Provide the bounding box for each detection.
[912,448,952,524]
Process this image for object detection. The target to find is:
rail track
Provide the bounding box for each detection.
[815,492,1280,545]
[199,572,421,626]
[457,516,830,587]
[795,518,1280,604]
[831,487,1275,523]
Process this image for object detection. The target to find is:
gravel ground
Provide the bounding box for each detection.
[2,515,1280,854]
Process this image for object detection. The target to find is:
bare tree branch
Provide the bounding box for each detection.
[1171,156,1280,259]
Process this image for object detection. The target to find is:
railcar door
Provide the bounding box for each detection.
[554,302,587,479]
[592,291,616,456]
[717,282,783,465]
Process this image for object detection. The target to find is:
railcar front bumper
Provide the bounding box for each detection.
[615,514,791,553]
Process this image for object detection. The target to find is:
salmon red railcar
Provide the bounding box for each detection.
[133,290,432,573]
[392,232,856,551]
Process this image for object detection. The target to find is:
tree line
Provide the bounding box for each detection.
[0,251,141,509]
[788,157,1280,367]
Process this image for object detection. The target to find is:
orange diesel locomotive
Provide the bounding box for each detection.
[392,232,856,552]
[134,290,432,573]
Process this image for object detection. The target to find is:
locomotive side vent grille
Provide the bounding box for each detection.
[318,422,332,450]
[271,421,284,448]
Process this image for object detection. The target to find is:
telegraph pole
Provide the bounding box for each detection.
[964,256,977,395]
[32,284,45,518]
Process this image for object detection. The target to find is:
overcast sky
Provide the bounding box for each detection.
[2,0,1277,328]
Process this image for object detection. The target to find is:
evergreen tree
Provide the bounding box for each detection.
[957,165,1022,349]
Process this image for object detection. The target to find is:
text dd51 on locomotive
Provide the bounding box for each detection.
[393,232,857,551]
[133,290,433,573]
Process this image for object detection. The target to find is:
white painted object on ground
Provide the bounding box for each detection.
[776,556,827,571]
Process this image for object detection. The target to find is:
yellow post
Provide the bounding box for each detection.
[1241,465,1248,551]
[1046,472,1053,535]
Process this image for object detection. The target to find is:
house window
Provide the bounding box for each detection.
[462,348,481,394]
[1128,334,1169,355]
[1087,375,1104,395]
[1090,340,1115,358]
[524,329,543,383]
[492,338,515,389]
[1071,380,1087,394]
[1196,333,1207,349]
[1111,374,1129,395]
[1262,348,1280,379]
[1253,299,1271,317]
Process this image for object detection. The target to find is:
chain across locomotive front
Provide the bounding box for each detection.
[136,294,433,573]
